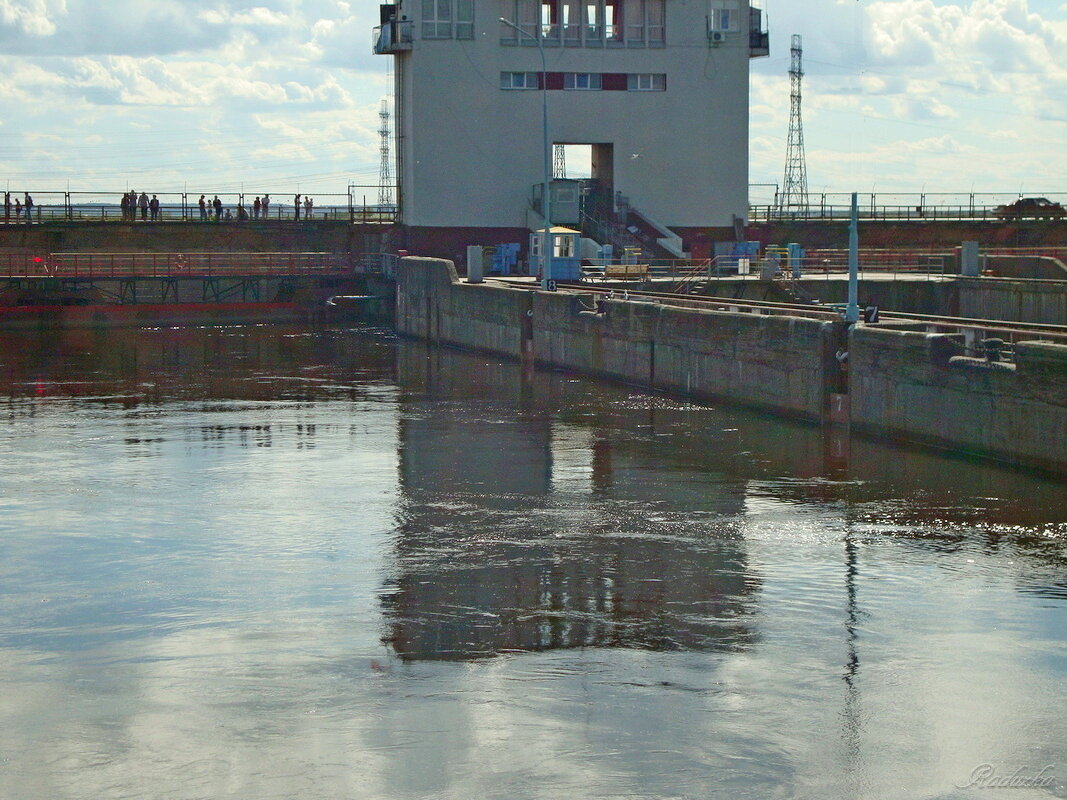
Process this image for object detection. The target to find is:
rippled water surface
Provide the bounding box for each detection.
[1,326,1065,800]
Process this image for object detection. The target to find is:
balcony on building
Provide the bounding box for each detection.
[749,6,769,58]
[373,4,413,54]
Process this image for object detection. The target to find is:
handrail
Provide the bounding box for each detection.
[0,251,356,280]
[0,188,397,225]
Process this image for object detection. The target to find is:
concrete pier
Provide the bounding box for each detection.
[396,257,1067,472]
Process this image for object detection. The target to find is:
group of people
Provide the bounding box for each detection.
[197,194,276,222]
[119,191,162,222]
[3,192,34,223]
[3,190,326,224]
[193,193,320,222]
[292,194,316,221]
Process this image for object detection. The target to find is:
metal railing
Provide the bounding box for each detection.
[749,191,1067,223]
[373,19,414,54]
[0,189,398,225]
[1,252,353,280]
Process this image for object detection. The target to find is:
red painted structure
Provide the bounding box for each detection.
[0,251,361,329]
[1,251,351,279]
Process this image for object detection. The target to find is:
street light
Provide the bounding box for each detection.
[500,16,553,290]
[845,191,860,324]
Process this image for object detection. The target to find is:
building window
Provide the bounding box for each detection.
[709,0,740,32]
[504,0,663,46]
[627,73,665,91]
[552,185,578,203]
[562,0,582,43]
[585,1,603,41]
[501,71,541,89]
[625,0,645,42]
[646,0,664,43]
[423,0,452,38]
[518,0,539,38]
[564,72,602,89]
[541,0,559,40]
[630,0,665,45]
[604,0,623,41]
[456,0,474,38]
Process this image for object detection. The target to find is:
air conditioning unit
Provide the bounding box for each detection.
[708,30,726,43]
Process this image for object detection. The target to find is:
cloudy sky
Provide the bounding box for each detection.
[0,0,1063,201]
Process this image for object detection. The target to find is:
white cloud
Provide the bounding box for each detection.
[750,0,1067,189]
[0,0,60,37]
[0,0,1062,193]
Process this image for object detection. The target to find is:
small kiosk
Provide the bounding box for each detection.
[530,227,582,281]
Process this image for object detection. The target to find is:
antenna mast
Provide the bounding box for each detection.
[378,99,393,205]
[781,34,809,212]
[553,144,567,179]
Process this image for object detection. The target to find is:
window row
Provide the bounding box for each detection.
[422,0,474,39]
[501,0,665,46]
[500,72,666,91]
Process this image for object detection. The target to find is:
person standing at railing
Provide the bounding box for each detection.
[14,197,21,223]
[199,194,208,221]
[262,194,270,219]
[24,193,33,223]
[253,196,261,220]
[3,192,9,224]
[293,193,301,221]
[138,191,149,221]
[212,195,222,221]
[150,194,160,222]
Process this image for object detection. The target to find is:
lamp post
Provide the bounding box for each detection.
[500,16,553,290]
[845,191,860,324]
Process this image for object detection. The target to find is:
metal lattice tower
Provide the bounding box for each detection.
[781,34,809,211]
[553,144,567,179]
[378,99,393,205]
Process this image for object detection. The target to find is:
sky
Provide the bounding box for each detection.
[0,0,1064,202]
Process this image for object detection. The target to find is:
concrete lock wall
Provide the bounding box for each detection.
[397,257,835,420]
[530,294,835,417]
[849,326,1067,471]
[957,277,1067,325]
[398,258,1067,470]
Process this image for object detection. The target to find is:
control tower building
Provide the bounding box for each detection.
[373,0,768,259]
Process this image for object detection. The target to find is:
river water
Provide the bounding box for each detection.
[0,325,1064,800]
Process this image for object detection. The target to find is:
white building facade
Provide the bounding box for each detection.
[374,0,767,257]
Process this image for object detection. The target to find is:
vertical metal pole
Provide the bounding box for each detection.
[846,192,860,324]
[502,17,552,290]
[537,34,552,289]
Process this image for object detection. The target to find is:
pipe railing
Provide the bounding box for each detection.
[0,188,396,225]
[750,202,1067,223]
[0,252,355,280]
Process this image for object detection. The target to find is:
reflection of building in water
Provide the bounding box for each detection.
[0,327,396,406]
[386,346,759,660]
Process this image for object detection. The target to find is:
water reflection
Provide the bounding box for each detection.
[385,344,759,659]
[0,327,1064,800]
